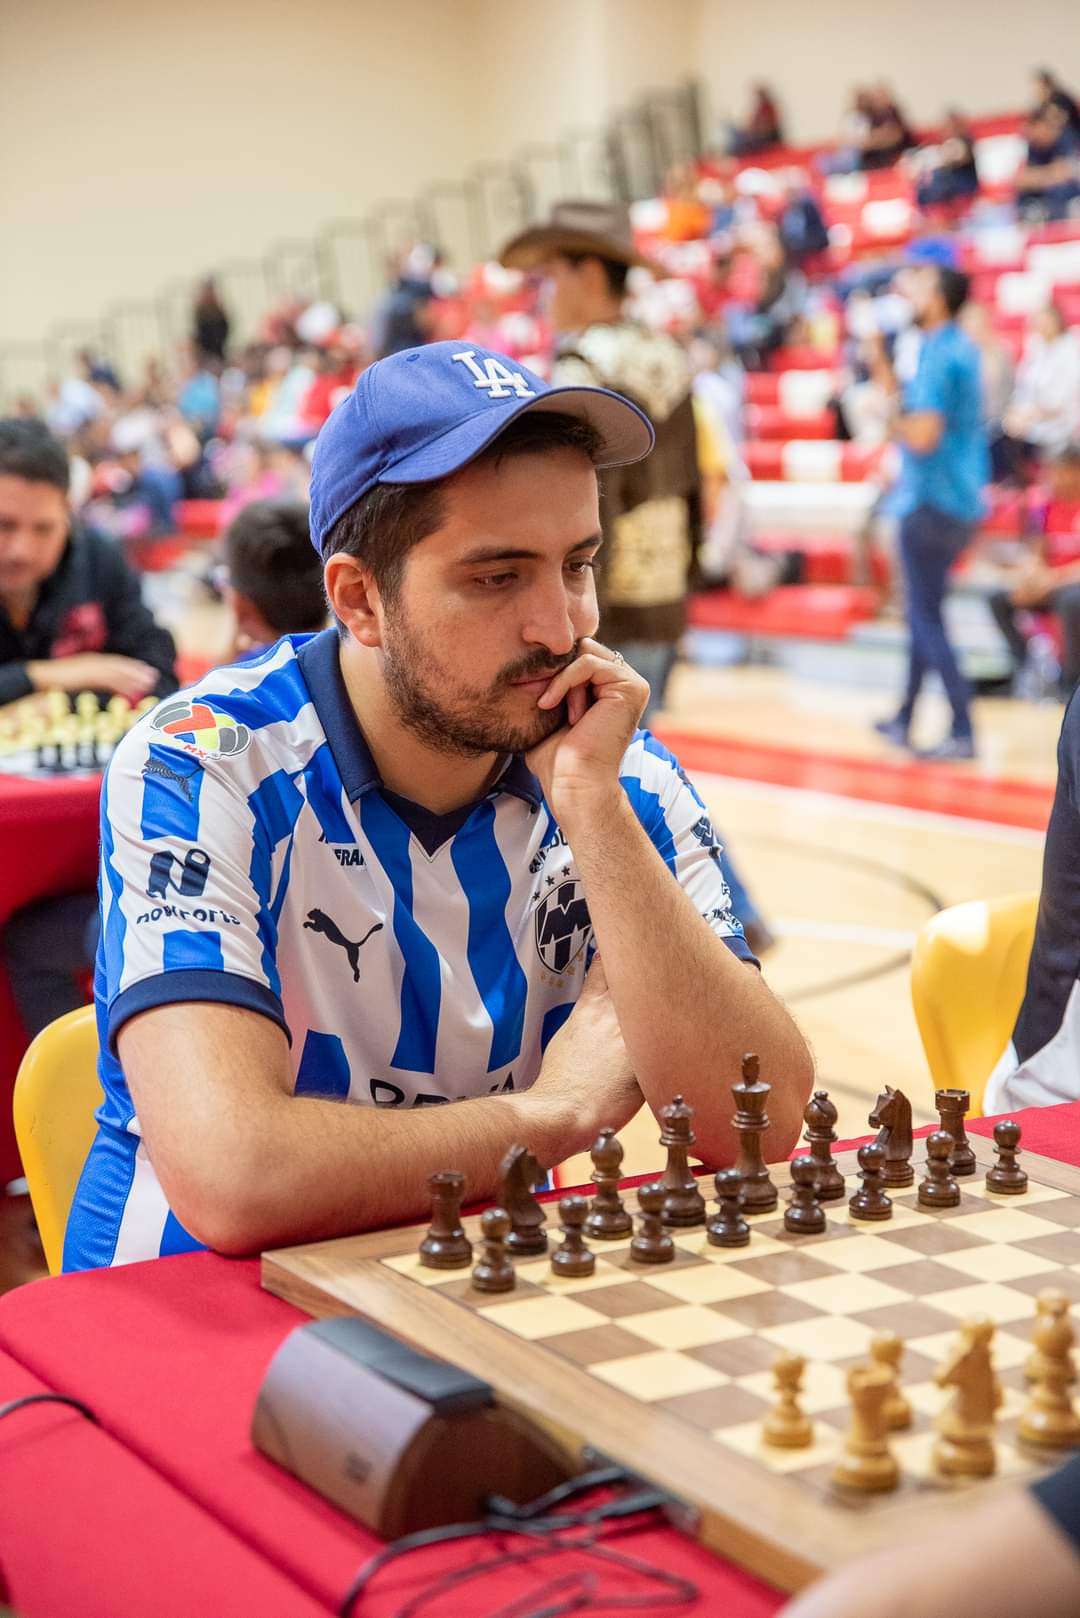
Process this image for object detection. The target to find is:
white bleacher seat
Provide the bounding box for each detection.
[782,441,843,482]
[777,370,838,416]
[1027,241,1080,284]
[734,167,783,197]
[629,198,669,234]
[968,224,1026,265]
[996,270,1053,316]
[974,133,1025,186]
[745,481,878,534]
[823,173,869,204]
[861,198,916,239]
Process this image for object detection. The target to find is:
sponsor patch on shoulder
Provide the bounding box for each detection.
[152,699,251,759]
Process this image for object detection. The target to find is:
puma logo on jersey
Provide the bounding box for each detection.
[451,349,535,399]
[303,908,383,983]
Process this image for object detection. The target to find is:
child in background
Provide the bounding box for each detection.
[220,497,327,659]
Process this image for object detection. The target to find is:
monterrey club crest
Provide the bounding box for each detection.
[535,878,591,973]
[153,699,251,758]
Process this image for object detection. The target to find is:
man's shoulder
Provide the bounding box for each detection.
[618,729,699,796]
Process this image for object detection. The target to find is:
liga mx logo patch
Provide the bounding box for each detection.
[153,699,251,758]
[535,878,591,973]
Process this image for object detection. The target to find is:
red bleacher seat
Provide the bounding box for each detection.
[688,584,878,639]
[743,441,886,481]
[766,346,841,372]
[753,531,890,588]
[745,405,835,441]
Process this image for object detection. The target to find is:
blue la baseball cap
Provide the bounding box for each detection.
[308,339,655,554]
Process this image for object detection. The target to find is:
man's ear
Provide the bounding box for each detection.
[324,553,384,647]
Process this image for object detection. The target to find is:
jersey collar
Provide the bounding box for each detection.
[295,628,542,810]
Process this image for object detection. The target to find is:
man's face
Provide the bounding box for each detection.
[0,475,69,602]
[907,265,940,326]
[377,446,602,756]
[543,256,592,334]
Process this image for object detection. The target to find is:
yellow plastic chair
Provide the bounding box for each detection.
[13,1005,102,1275]
[910,894,1039,1118]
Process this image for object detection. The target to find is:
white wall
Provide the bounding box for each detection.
[698,0,1080,145]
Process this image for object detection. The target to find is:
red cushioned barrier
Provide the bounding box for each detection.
[0,1348,330,1618]
[688,585,878,639]
[0,1259,783,1618]
[766,346,841,372]
[0,774,101,1182]
[175,499,225,539]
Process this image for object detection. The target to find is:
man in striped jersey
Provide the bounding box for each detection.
[64,342,813,1270]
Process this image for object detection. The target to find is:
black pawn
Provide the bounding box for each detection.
[472,1207,515,1293]
[918,1129,961,1208]
[785,1156,827,1234]
[707,1166,750,1248]
[848,1141,892,1221]
[551,1195,595,1278]
[419,1170,473,1269]
[985,1119,1028,1195]
[630,1182,675,1264]
[802,1090,846,1202]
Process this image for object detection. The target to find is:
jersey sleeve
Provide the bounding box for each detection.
[905,341,950,418]
[98,713,292,1051]
[618,733,757,963]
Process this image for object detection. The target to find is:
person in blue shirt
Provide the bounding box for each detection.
[875,266,988,760]
[66,342,814,1269]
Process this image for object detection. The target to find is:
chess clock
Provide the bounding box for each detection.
[252,1315,573,1536]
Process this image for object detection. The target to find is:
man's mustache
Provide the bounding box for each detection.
[496,646,580,689]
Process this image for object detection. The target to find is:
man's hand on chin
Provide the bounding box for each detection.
[525,638,648,828]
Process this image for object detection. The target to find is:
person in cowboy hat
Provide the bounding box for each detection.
[500,202,776,955]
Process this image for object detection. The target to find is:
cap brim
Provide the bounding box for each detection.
[378,384,655,487]
[499,224,667,279]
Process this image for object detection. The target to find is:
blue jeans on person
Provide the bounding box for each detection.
[613,639,678,725]
[896,503,975,739]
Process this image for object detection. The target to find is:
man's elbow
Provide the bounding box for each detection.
[768,1040,816,1160]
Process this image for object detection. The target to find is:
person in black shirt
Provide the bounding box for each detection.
[915,110,980,209]
[191,276,231,363]
[1016,107,1080,221]
[781,1450,1080,1616]
[1033,67,1080,142]
[0,418,177,708]
[0,417,178,1039]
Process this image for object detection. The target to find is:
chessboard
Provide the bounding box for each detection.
[0,691,155,777]
[262,1120,1080,1594]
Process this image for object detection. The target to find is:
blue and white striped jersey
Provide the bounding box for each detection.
[63,629,751,1270]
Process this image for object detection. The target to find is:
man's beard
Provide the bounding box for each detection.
[381,605,576,757]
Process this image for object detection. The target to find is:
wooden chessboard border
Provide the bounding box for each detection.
[262,1135,1080,1594]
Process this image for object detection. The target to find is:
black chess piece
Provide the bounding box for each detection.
[707,1166,751,1248]
[918,1129,961,1209]
[658,1095,707,1226]
[630,1182,675,1264]
[585,1127,633,1239]
[785,1156,827,1234]
[419,1170,473,1269]
[552,1195,596,1277]
[802,1090,846,1201]
[869,1085,915,1188]
[985,1119,1028,1195]
[848,1141,892,1221]
[472,1207,515,1293]
[497,1144,548,1255]
[732,1053,778,1213]
[935,1087,977,1177]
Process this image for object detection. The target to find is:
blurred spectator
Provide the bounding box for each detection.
[960,302,1016,460]
[912,110,980,209]
[175,342,222,439]
[44,370,105,440]
[192,276,231,362]
[260,346,320,446]
[1015,108,1080,221]
[77,347,121,392]
[727,83,784,156]
[777,177,830,266]
[217,439,310,532]
[661,162,712,242]
[726,227,807,369]
[999,304,1080,474]
[1031,68,1080,142]
[833,331,897,443]
[989,445,1080,695]
[221,497,326,658]
[859,83,916,171]
[0,418,177,708]
[297,330,366,432]
[370,244,440,358]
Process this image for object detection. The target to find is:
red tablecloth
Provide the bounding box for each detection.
[1,1101,1078,1618]
[0,774,101,1182]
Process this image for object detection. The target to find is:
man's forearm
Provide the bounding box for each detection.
[566,793,813,1166]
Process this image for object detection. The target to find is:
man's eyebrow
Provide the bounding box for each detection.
[457,534,604,565]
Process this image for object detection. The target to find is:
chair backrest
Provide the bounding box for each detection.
[13,1005,101,1275]
[910,894,1039,1118]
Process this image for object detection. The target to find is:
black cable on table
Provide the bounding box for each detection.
[0,1393,99,1425]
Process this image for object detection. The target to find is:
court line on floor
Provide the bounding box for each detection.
[656,728,1054,832]
[775,919,918,949]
